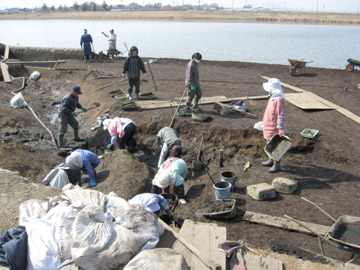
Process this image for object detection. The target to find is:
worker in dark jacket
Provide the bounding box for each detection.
[185,52,202,112]
[80,29,94,62]
[58,85,87,147]
[122,46,146,100]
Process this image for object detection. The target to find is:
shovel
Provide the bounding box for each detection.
[78,102,100,114]
[192,132,205,172]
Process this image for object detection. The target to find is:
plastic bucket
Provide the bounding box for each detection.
[221,171,237,191]
[213,182,232,200]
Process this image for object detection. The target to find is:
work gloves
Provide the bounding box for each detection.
[71,112,77,117]
[81,107,87,112]
[89,179,97,187]
[190,85,196,93]
[278,129,285,137]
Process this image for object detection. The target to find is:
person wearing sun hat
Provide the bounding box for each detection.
[261,78,286,173]
[128,193,174,217]
[151,145,188,205]
[58,85,87,147]
[103,117,136,150]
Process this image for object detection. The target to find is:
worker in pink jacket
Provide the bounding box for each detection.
[262,78,285,173]
[103,117,136,150]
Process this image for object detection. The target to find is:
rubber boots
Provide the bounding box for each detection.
[135,93,140,100]
[89,179,97,187]
[193,98,202,111]
[74,129,84,142]
[185,103,193,113]
[262,158,274,166]
[58,134,65,148]
[269,160,281,173]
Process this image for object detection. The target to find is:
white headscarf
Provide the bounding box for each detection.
[263,78,285,100]
[65,152,83,168]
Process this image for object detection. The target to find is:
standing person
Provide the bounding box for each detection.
[65,149,100,187]
[122,46,146,100]
[80,29,94,62]
[103,117,136,150]
[151,145,188,205]
[157,127,183,168]
[101,29,117,51]
[261,78,285,173]
[58,85,87,147]
[185,52,202,112]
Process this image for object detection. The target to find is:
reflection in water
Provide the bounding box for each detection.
[1,20,359,69]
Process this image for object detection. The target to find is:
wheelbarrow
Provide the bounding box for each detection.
[288,59,312,76]
[285,197,360,263]
[346,58,360,72]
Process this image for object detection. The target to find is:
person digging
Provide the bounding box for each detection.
[261,78,286,173]
[58,85,87,148]
[185,52,202,112]
[103,117,136,151]
[151,144,187,205]
[128,193,175,218]
[157,127,183,168]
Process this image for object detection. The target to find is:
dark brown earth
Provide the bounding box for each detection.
[1,49,360,265]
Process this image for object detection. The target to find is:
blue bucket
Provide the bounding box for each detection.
[221,171,237,191]
[213,181,232,200]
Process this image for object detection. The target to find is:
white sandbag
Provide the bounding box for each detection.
[22,217,61,270]
[75,224,148,270]
[19,199,49,225]
[43,201,85,261]
[42,163,65,186]
[63,189,108,209]
[71,205,113,260]
[49,168,70,190]
[10,92,24,108]
[113,204,165,250]
[123,248,188,270]
[30,71,41,80]
[105,191,132,215]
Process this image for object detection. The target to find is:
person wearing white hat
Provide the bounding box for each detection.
[262,78,286,173]
[128,193,174,217]
[151,145,187,205]
[103,117,136,150]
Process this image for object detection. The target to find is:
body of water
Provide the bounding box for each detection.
[1,19,359,69]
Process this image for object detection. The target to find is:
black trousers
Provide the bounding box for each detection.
[127,77,140,95]
[118,123,136,149]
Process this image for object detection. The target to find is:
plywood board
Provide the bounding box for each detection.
[243,254,284,270]
[285,92,336,110]
[243,211,330,236]
[173,219,226,270]
[1,62,12,83]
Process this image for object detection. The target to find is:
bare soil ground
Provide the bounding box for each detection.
[1,51,360,267]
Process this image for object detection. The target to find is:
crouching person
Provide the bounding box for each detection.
[66,149,100,187]
[157,127,183,168]
[103,117,136,151]
[128,193,174,218]
[151,145,187,205]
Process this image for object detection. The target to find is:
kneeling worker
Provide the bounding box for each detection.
[66,149,100,187]
[103,117,136,150]
[128,193,174,218]
[151,145,187,205]
[157,127,183,168]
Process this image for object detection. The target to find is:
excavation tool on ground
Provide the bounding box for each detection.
[193,132,205,172]
[146,61,158,91]
[285,197,360,263]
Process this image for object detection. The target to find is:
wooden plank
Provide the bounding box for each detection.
[136,95,268,110]
[243,254,284,270]
[285,92,335,110]
[4,60,66,65]
[1,62,12,83]
[336,108,360,125]
[243,211,330,236]
[4,45,10,59]
[261,76,304,93]
[173,219,226,270]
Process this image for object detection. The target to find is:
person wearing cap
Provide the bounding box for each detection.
[65,149,100,187]
[101,29,117,51]
[128,193,174,217]
[122,46,146,100]
[185,52,202,112]
[80,29,94,62]
[261,78,286,173]
[157,127,183,168]
[103,117,136,150]
[58,85,87,147]
[151,145,188,205]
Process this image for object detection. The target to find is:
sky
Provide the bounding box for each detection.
[0,0,359,13]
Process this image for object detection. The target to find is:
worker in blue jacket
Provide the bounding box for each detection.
[80,29,94,62]
[66,149,100,187]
